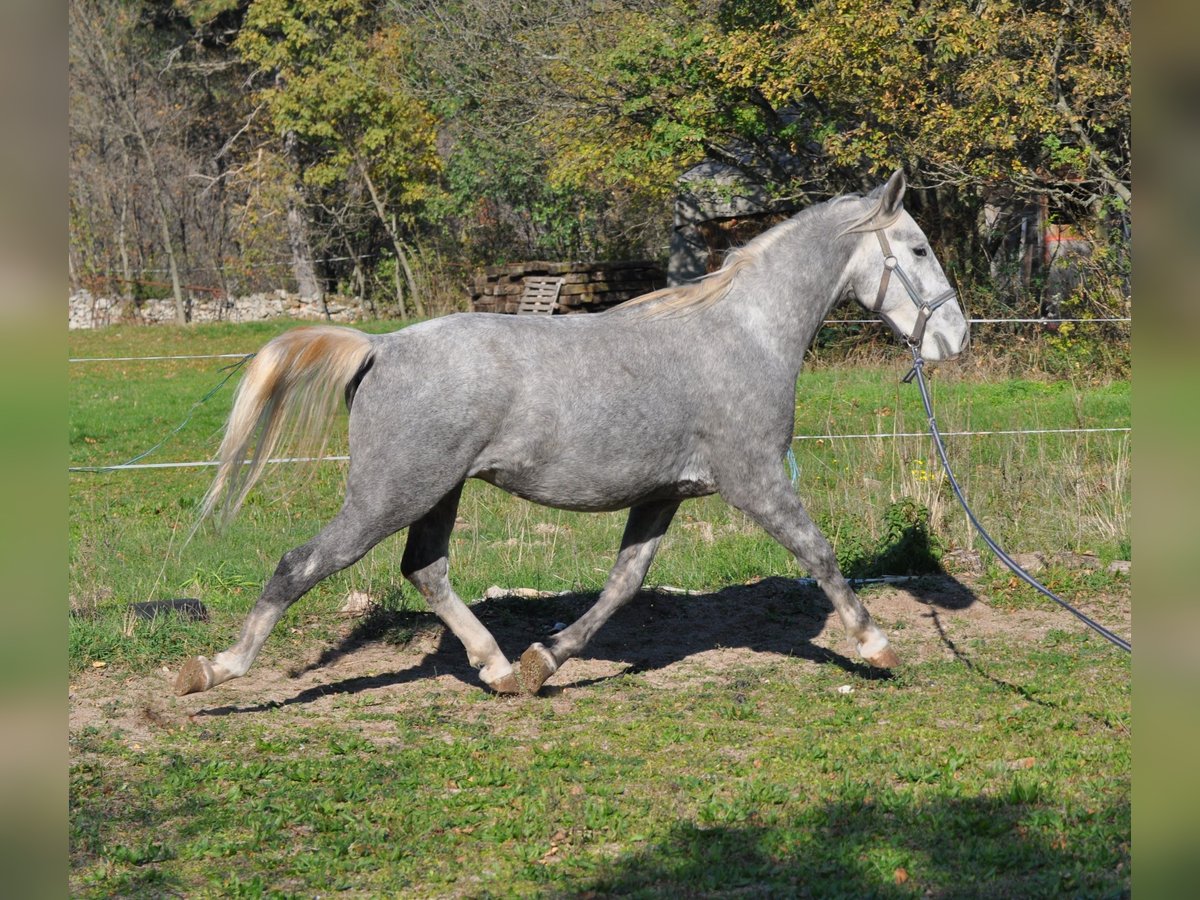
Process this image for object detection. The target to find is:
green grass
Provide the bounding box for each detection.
[68,321,1131,897]
[70,642,1130,897]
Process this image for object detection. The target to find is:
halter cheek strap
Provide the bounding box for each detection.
[869,230,957,348]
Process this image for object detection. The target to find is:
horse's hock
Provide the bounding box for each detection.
[471,260,666,315]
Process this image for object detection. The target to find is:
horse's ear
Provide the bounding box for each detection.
[841,168,908,235]
[880,168,906,214]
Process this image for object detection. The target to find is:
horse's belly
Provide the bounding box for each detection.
[472,459,716,513]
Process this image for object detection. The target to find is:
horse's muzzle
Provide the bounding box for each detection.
[927,326,969,362]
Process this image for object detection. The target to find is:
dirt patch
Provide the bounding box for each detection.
[68,574,1130,750]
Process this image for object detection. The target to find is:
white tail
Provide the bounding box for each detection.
[199,326,374,526]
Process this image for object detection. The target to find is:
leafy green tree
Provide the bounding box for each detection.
[393,0,667,263]
[68,0,1129,315]
[234,0,441,314]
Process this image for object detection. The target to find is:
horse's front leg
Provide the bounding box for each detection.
[520,499,680,694]
[723,474,900,669]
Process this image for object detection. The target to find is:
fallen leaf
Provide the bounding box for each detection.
[894,867,909,884]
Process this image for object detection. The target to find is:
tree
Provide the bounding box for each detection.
[70,0,190,322]
[525,0,1129,278]
[234,0,441,315]
[71,0,263,317]
[67,0,1129,315]
[393,0,674,263]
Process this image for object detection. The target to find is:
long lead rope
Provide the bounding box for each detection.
[70,354,255,473]
[904,348,1131,653]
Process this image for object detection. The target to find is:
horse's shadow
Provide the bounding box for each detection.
[193,567,980,717]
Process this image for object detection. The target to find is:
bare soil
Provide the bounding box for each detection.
[68,573,1130,751]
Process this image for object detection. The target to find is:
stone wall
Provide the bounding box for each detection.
[470,260,666,314]
[69,258,669,328]
[68,290,365,330]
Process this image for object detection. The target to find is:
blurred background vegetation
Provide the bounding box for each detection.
[69,0,1129,363]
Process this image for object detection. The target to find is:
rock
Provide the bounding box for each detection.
[69,290,371,329]
[1009,552,1046,574]
[1107,560,1131,575]
[1052,551,1101,570]
[482,585,566,600]
[942,549,983,574]
[338,590,374,617]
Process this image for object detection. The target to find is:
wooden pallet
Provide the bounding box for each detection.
[516,276,564,315]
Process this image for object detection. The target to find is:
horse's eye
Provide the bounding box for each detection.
[913,247,928,257]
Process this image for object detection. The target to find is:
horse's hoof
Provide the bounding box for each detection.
[864,646,901,669]
[519,643,556,695]
[487,673,521,695]
[175,656,214,695]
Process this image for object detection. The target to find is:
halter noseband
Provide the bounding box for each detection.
[866,229,957,348]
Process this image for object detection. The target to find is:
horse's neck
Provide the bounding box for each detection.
[727,227,851,372]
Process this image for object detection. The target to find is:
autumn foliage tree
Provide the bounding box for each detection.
[532,0,1128,279]
[68,0,1129,314]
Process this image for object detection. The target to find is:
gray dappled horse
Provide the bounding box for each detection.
[176,170,969,698]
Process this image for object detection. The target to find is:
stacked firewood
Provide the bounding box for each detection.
[471,260,666,314]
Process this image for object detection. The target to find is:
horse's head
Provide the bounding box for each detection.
[841,170,970,362]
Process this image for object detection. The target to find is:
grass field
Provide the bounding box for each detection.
[68,321,1131,897]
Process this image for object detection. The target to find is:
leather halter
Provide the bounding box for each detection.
[867,229,957,348]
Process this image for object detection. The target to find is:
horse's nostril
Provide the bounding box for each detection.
[934,333,952,359]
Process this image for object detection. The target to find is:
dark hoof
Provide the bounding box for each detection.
[175,656,214,695]
[519,644,556,695]
[488,673,521,695]
[865,646,902,669]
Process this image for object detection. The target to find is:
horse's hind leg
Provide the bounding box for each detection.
[725,477,900,669]
[401,486,519,694]
[520,499,680,694]
[175,507,394,695]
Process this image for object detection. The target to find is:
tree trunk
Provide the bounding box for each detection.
[83,15,187,324]
[117,190,133,302]
[359,162,420,317]
[283,131,324,303]
[394,227,423,318]
[124,122,186,323]
[285,193,323,300]
[68,242,80,295]
[153,192,188,324]
[121,99,186,323]
[111,63,185,322]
